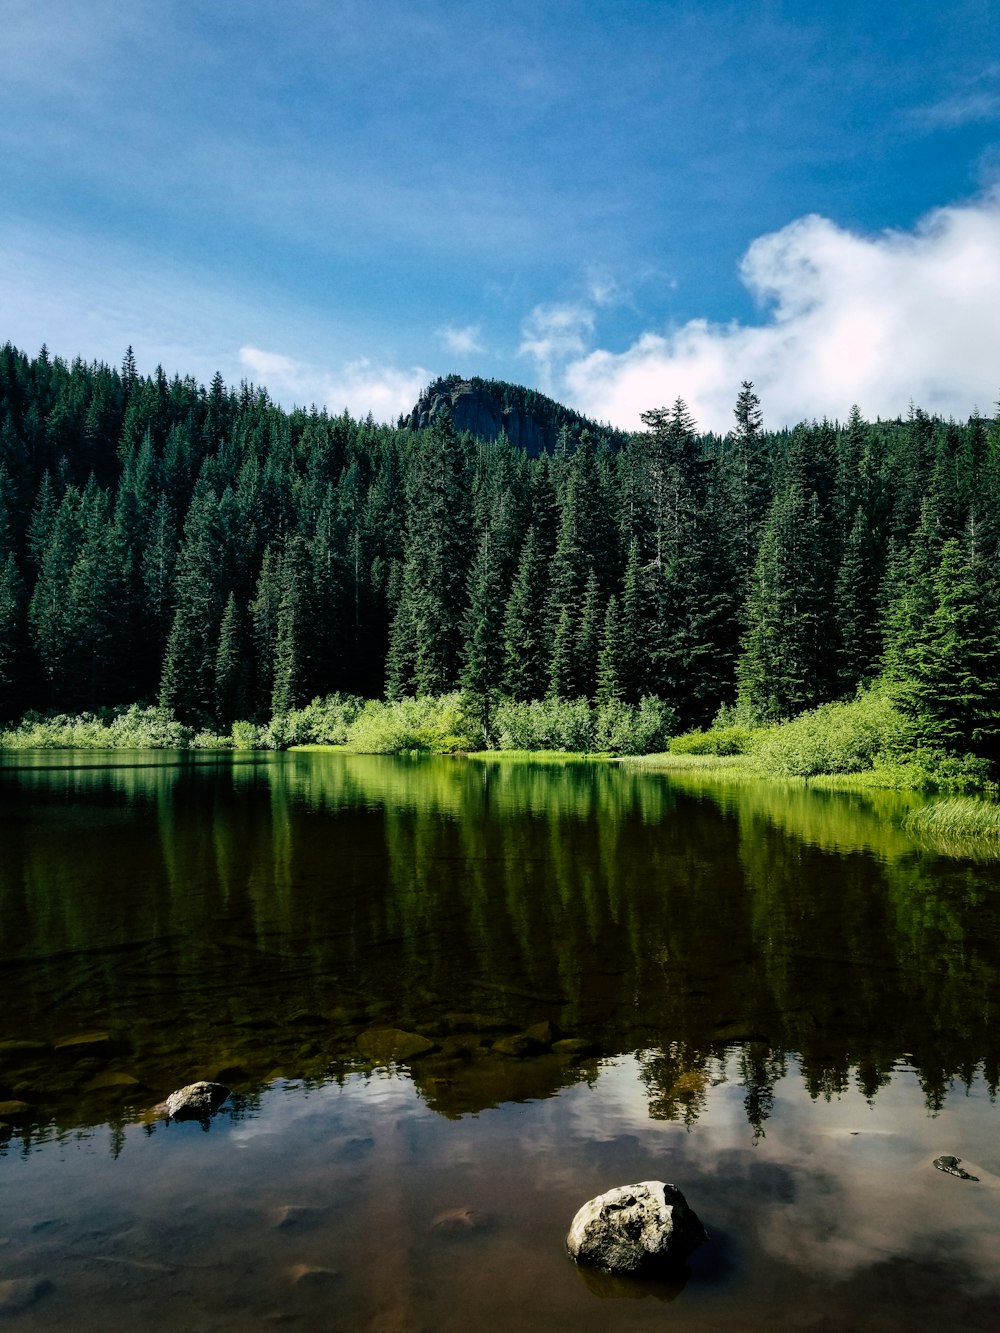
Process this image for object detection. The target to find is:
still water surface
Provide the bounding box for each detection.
[1,751,1000,1329]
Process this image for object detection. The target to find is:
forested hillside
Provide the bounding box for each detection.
[1,342,998,766]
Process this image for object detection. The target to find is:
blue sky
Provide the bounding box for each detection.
[3,0,1000,430]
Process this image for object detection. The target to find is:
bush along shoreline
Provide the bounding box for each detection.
[0,692,675,757]
[2,687,998,799]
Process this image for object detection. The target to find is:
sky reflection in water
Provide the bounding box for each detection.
[1,751,999,1329]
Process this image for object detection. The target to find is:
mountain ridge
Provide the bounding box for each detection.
[403,374,630,454]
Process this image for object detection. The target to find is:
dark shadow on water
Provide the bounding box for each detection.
[574,1260,691,1302]
[686,1225,738,1285]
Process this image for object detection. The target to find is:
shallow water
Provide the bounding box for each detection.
[1,751,999,1329]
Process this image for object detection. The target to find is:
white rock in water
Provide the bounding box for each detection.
[566,1181,706,1274]
[164,1081,231,1121]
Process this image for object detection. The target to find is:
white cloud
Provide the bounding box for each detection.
[239,347,428,421]
[438,324,483,357]
[518,301,596,386]
[915,89,1000,129]
[909,65,1000,130]
[558,191,1000,433]
[585,266,625,308]
[237,346,301,383]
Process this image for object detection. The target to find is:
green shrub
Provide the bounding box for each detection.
[191,729,233,749]
[231,720,267,750]
[493,697,597,751]
[596,696,676,755]
[881,747,994,792]
[282,694,366,746]
[0,705,195,750]
[751,690,907,778]
[670,724,756,756]
[346,694,482,753]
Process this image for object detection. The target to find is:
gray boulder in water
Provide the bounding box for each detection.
[164,1081,231,1122]
[566,1181,707,1274]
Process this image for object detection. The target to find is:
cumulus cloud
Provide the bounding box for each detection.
[239,347,428,421]
[552,191,1000,433]
[438,324,483,357]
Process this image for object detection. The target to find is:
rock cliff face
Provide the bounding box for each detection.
[404,376,622,456]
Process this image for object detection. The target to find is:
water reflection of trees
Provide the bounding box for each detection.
[1,752,999,1137]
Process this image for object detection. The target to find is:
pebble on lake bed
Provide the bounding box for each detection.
[567,1181,707,1275]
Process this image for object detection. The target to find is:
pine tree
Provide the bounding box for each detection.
[159,484,227,725]
[272,537,311,716]
[502,527,548,701]
[28,485,82,701]
[737,483,837,721]
[386,412,469,696]
[214,592,248,727]
[618,538,648,703]
[141,493,177,685]
[894,536,1000,764]
[26,470,58,567]
[596,594,624,704]
[251,545,282,717]
[460,527,504,740]
[0,554,24,714]
[69,482,125,703]
[575,569,602,699]
[723,381,769,590]
[834,510,881,691]
[881,497,944,687]
[548,603,577,699]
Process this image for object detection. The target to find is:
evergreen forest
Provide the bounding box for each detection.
[1,341,999,772]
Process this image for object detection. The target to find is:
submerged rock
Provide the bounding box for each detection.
[566,1181,707,1275]
[272,1204,322,1229]
[83,1071,141,1094]
[491,1033,544,1058]
[934,1155,979,1181]
[442,1012,510,1034]
[0,1099,34,1123]
[430,1205,490,1235]
[0,1039,52,1063]
[552,1038,598,1058]
[288,1263,340,1287]
[356,1028,436,1064]
[524,1020,560,1048]
[163,1081,231,1122]
[54,1031,114,1056]
[0,1278,52,1313]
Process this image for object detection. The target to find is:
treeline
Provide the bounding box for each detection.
[0,341,998,766]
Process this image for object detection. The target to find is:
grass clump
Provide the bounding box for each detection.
[904,797,1000,838]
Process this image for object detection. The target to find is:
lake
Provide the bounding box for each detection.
[1,750,999,1330]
